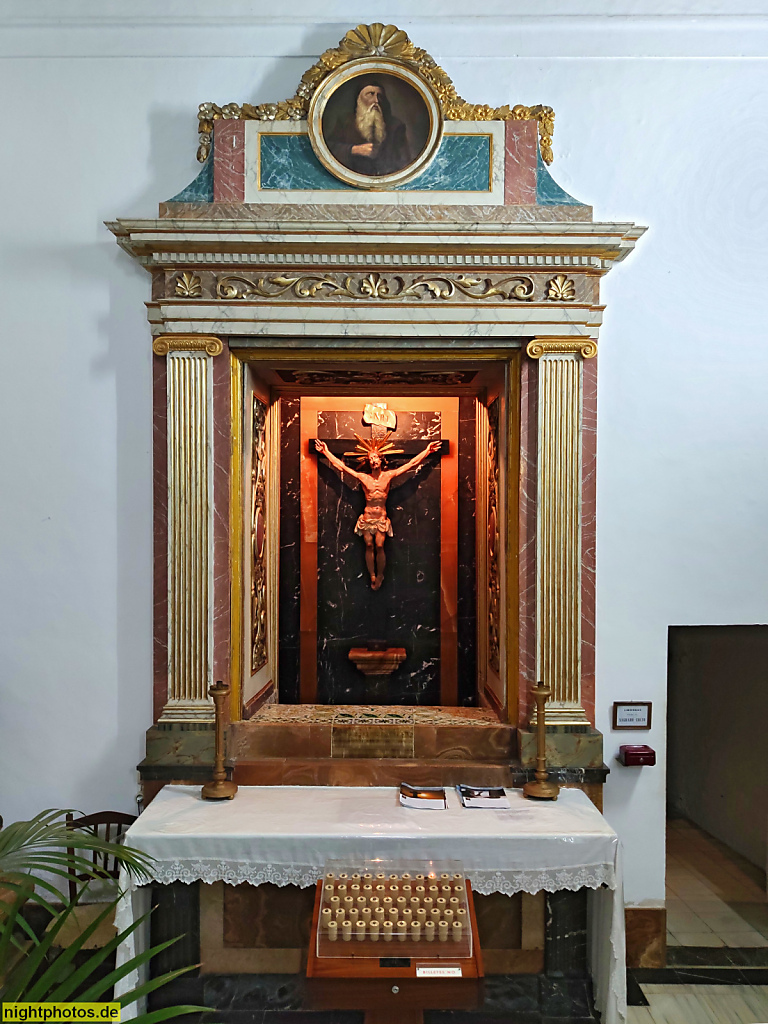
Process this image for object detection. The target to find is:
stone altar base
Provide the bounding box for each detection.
[228,704,516,787]
[139,705,609,804]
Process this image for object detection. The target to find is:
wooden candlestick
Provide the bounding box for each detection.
[201,680,238,800]
[523,680,560,800]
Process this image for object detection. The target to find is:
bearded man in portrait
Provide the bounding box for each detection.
[325,76,413,177]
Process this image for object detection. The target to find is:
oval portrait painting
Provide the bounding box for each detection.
[308,59,443,189]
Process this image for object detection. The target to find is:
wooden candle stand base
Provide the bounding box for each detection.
[306,878,484,1024]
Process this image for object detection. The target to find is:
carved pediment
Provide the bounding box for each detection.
[196,22,555,165]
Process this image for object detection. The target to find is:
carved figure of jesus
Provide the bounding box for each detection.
[314,437,442,590]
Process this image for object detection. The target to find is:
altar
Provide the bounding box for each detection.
[107,17,650,1016]
[115,785,626,1023]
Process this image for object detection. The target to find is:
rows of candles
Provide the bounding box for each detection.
[320,870,467,944]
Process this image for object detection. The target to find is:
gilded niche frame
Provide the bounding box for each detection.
[227,346,522,724]
[307,58,443,190]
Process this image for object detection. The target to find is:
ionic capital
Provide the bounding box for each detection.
[153,334,224,357]
[526,339,597,360]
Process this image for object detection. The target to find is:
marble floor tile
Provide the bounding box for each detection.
[673,932,725,947]
[640,984,768,1024]
[684,899,732,913]
[739,985,768,1018]
[700,909,759,931]
[666,817,768,958]
[727,902,768,937]
[667,911,715,935]
[695,985,768,1024]
[627,1007,656,1024]
[721,930,768,948]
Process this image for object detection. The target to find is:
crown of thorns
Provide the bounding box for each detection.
[343,433,404,463]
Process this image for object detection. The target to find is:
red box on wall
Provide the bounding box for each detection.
[618,744,656,766]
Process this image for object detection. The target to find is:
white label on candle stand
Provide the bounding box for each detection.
[416,965,462,978]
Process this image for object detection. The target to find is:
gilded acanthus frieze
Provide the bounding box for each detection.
[161,271,589,304]
[197,23,555,164]
[215,272,536,302]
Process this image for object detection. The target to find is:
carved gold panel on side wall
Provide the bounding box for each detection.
[251,397,268,674]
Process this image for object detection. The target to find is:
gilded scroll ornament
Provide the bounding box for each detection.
[196,23,555,164]
[153,335,224,357]
[216,272,535,302]
[545,274,576,301]
[251,397,268,673]
[174,272,202,297]
[526,339,597,360]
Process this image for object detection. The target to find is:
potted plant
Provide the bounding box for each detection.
[0,810,206,1021]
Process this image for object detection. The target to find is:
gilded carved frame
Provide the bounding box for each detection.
[306,57,444,190]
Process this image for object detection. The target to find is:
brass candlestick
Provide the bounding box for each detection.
[201,680,238,800]
[523,680,559,801]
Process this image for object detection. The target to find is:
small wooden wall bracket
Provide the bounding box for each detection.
[201,680,238,800]
[523,681,560,801]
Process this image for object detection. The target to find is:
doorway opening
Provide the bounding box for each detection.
[666,625,768,956]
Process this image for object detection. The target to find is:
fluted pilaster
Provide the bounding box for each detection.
[154,337,221,721]
[527,339,594,725]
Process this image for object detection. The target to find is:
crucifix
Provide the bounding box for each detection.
[313,404,444,591]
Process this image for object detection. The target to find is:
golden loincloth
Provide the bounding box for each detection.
[355,509,393,537]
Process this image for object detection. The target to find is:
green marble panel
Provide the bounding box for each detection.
[536,149,585,206]
[259,133,492,192]
[168,153,214,202]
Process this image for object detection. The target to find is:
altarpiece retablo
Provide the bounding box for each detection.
[108,21,643,1022]
[109,20,644,796]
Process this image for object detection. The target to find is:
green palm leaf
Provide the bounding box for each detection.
[1,810,208,1019]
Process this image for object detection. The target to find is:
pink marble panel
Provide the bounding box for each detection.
[580,355,598,725]
[152,354,168,722]
[517,355,538,726]
[504,120,538,206]
[211,346,232,705]
[213,120,246,203]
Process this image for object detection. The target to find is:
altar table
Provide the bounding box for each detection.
[115,785,626,1022]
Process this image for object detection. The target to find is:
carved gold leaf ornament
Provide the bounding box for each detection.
[174,271,202,297]
[545,274,576,301]
[215,272,536,302]
[196,22,555,164]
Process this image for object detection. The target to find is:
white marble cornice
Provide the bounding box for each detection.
[108,218,646,271]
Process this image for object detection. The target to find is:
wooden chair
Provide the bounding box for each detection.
[51,811,137,949]
[65,811,137,902]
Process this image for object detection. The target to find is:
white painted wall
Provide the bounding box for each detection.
[2,1,767,906]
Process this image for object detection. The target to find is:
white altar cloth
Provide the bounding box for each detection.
[115,785,625,1023]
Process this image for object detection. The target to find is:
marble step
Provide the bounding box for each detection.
[232,756,516,788]
[229,710,516,763]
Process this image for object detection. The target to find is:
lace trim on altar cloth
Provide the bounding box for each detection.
[124,860,616,894]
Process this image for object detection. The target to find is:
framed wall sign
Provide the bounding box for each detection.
[308,57,443,190]
[612,702,652,730]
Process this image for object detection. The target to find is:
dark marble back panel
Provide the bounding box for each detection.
[315,410,441,705]
[278,397,301,703]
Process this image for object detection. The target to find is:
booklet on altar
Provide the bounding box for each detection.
[456,785,511,809]
[399,783,448,809]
